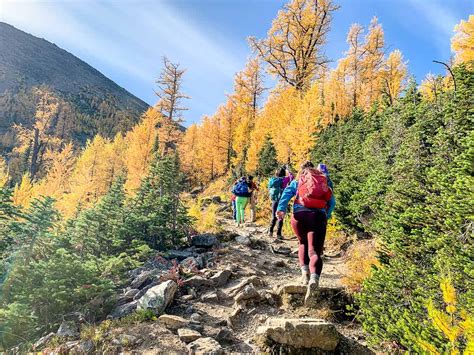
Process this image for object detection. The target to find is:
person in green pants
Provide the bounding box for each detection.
[232,177,251,227]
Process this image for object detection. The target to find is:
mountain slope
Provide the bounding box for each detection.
[0,22,149,153]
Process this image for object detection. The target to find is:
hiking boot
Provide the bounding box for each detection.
[301,272,310,285]
[304,278,320,306]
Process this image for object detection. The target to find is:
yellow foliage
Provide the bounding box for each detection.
[12,174,35,207]
[452,15,474,65]
[124,108,160,192]
[188,201,220,233]
[418,277,474,354]
[342,239,379,293]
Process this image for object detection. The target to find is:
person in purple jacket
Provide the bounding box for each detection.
[281,165,294,190]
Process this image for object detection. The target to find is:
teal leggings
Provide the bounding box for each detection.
[235,196,248,224]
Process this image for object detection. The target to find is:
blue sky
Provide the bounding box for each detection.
[1,0,472,126]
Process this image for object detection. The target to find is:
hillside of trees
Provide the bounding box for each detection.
[0,22,149,181]
[0,1,472,352]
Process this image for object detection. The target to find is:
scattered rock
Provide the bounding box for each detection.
[57,320,79,338]
[187,337,224,355]
[130,270,154,289]
[256,318,340,351]
[216,328,234,344]
[158,314,189,330]
[112,334,139,346]
[273,260,286,267]
[181,256,203,270]
[190,313,202,323]
[210,269,232,287]
[228,276,265,296]
[227,307,242,328]
[75,339,94,353]
[183,275,212,288]
[201,291,219,303]
[33,332,55,350]
[133,281,160,301]
[278,283,307,296]
[178,328,201,343]
[117,288,140,305]
[234,284,262,303]
[272,245,292,255]
[137,280,177,315]
[191,234,218,248]
[235,235,251,246]
[167,249,195,261]
[182,294,194,301]
[109,300,138,319]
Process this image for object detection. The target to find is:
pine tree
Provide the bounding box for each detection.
[256,135,279,176]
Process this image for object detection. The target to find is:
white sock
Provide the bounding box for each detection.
[310,273,320,283]
[301,265,309,274]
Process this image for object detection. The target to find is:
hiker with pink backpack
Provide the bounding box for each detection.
[276,161,336,304]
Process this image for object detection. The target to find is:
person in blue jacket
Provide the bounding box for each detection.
[276,161,336,305]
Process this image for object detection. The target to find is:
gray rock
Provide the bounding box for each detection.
[235,284,262,303]
[137,280,177,315]
[75,339,94,353]
[132,281,160,300]
[181,256,203,270]
[130,270,153,289]
[109,300,138,319]
[216,328,234,344]
[235,235,251,246]
[57,320,79,338]
[33,332,55,350]
[201,291,219,303]
[178,328,201,343]
[187,337,224,354]
[191,234,218,248]
[227,276,265,297]
[117,288,140,305]
[112,334,139,346]
[167,249,194,261]
[273,246,291,255]
[190,313,202,323]
[183,275,212,288]
[256,318,340,351]
[158,314,189,330]
[278,283,307,295]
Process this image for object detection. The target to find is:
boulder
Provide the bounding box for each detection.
[130,270,154,289]
[109,300,138,319]
[216,328,234,344]
[183,275,212,288]
[278,283,307,296]
[210,269,232,287]
[190,313,202,323]
[201,291,219,303]
[181,256,204,270]
[235,235,251,246]
[191,234,218,248]
[158,314,189,330]
[178,328,201,343]
[137,280,177,315]
[57,320,79,338]
[234,284,262,303]
[117,288,140,305]
[167,249,195,261]
[227,276,264,297]
[187,337,224,355]
[133,281,160,301]
[256,318,340,351]
[33,332,55,350]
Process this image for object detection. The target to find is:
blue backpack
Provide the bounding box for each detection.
[268,177,283,201]
[233,181,249,197]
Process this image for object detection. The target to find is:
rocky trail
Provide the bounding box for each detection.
[36,200,373,354]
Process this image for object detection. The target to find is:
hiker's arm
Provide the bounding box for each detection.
[327,193,336,219]
[277,180,297,213]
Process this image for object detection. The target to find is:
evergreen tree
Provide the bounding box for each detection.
[256,135,279,176]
